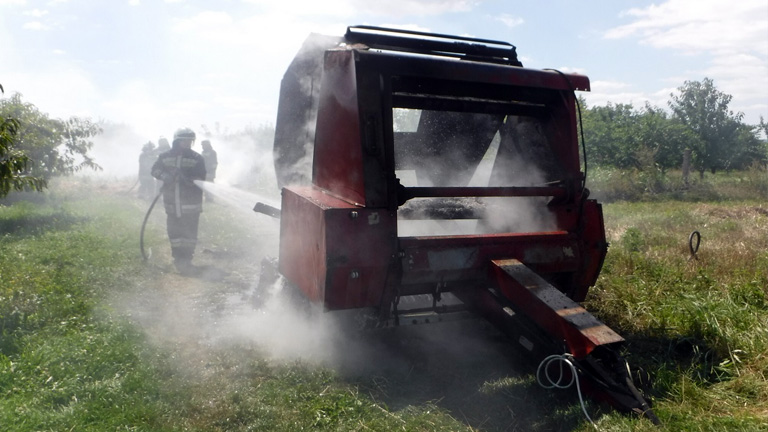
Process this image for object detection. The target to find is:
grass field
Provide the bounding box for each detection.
[1,174,766,431]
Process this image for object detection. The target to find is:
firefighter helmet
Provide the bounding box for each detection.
[173,127,196,143]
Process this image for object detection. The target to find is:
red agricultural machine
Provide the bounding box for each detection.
[257,26,659,424]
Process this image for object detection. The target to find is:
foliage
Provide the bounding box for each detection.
[0,117,47,198]
[669,78,766,174]
[580,79,767,177]
[0,93,102,187]
[581,100,702,172]
[0,86,47,198]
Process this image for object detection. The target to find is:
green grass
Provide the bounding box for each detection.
[1,175,767,431]
[586,200,768,431]
[0,178,474,432]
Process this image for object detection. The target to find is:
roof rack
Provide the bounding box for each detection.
[344,25,522,66]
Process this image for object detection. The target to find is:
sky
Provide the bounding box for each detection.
[1,0,767,147]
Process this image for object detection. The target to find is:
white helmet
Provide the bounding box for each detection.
[173,127,196,143]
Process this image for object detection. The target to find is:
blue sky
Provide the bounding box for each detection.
[1,0,767,140]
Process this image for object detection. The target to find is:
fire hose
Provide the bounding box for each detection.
[139,172,180,261]
[124,177,140,194]
[140,188,163,261]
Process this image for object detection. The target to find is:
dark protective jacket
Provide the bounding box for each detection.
[151,147,206,217]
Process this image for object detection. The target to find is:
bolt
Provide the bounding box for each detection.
[350,211,359,219]
[350,270,360,279]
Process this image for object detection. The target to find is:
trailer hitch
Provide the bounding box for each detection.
[486,259,660,424]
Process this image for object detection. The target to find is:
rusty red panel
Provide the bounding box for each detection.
[571,199,608,301]
[360,51,590,92]
[278,186,397,310]
[313,49,366,206]
[490,259,623,357]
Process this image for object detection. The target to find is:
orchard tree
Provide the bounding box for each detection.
[0,93,101,185]
[581,101,641,168]
[635,103,701,172]
[669,78,743,175]
[0,85,46,198]
[580,101,698,171]
[1,117,47,197]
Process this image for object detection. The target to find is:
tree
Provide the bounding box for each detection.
[0,93,101,186]
[635,103,701,173]
[581,101,641,169]
[0,86,46,198]
[1,117,47,197]
[669,78,743,176]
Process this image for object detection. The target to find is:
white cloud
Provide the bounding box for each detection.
[352,0,477,17]
[22,20,49,30]
[23,8,47,17]
[2,65,100,120]
[241,0,478,18]
[584,79,672,110]
[496,14,523,29]
[606,0,767,54]
[603,0,768,123]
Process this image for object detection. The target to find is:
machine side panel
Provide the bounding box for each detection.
[278,186,396,310]
[323,206,397,310]
[278,187,329,302]
[313,50,366,205]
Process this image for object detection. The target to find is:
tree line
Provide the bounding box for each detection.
[580,78,768,178]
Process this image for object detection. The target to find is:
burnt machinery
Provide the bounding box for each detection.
[260,25,659,424]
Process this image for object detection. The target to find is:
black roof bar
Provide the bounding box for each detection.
[345,25,522,66]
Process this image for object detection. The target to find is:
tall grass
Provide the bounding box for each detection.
[1,175,767,431]
[587,165,768,202]
[587,201,768,430]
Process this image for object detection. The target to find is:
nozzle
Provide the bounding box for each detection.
[253,202,281,219]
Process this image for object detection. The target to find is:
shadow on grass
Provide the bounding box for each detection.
[333,319,732,431]
[333,318,598,432]
[0,210,86,237]
[621,332,734,396]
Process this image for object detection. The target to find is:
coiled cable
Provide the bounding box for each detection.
[536,353,597,429]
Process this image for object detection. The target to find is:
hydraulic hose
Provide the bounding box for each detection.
[125,177,140,194]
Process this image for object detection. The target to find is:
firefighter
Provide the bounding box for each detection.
[200,139,218,202]
[154,137,171,196]
[151,127,206,275]
[137,141,156,200]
